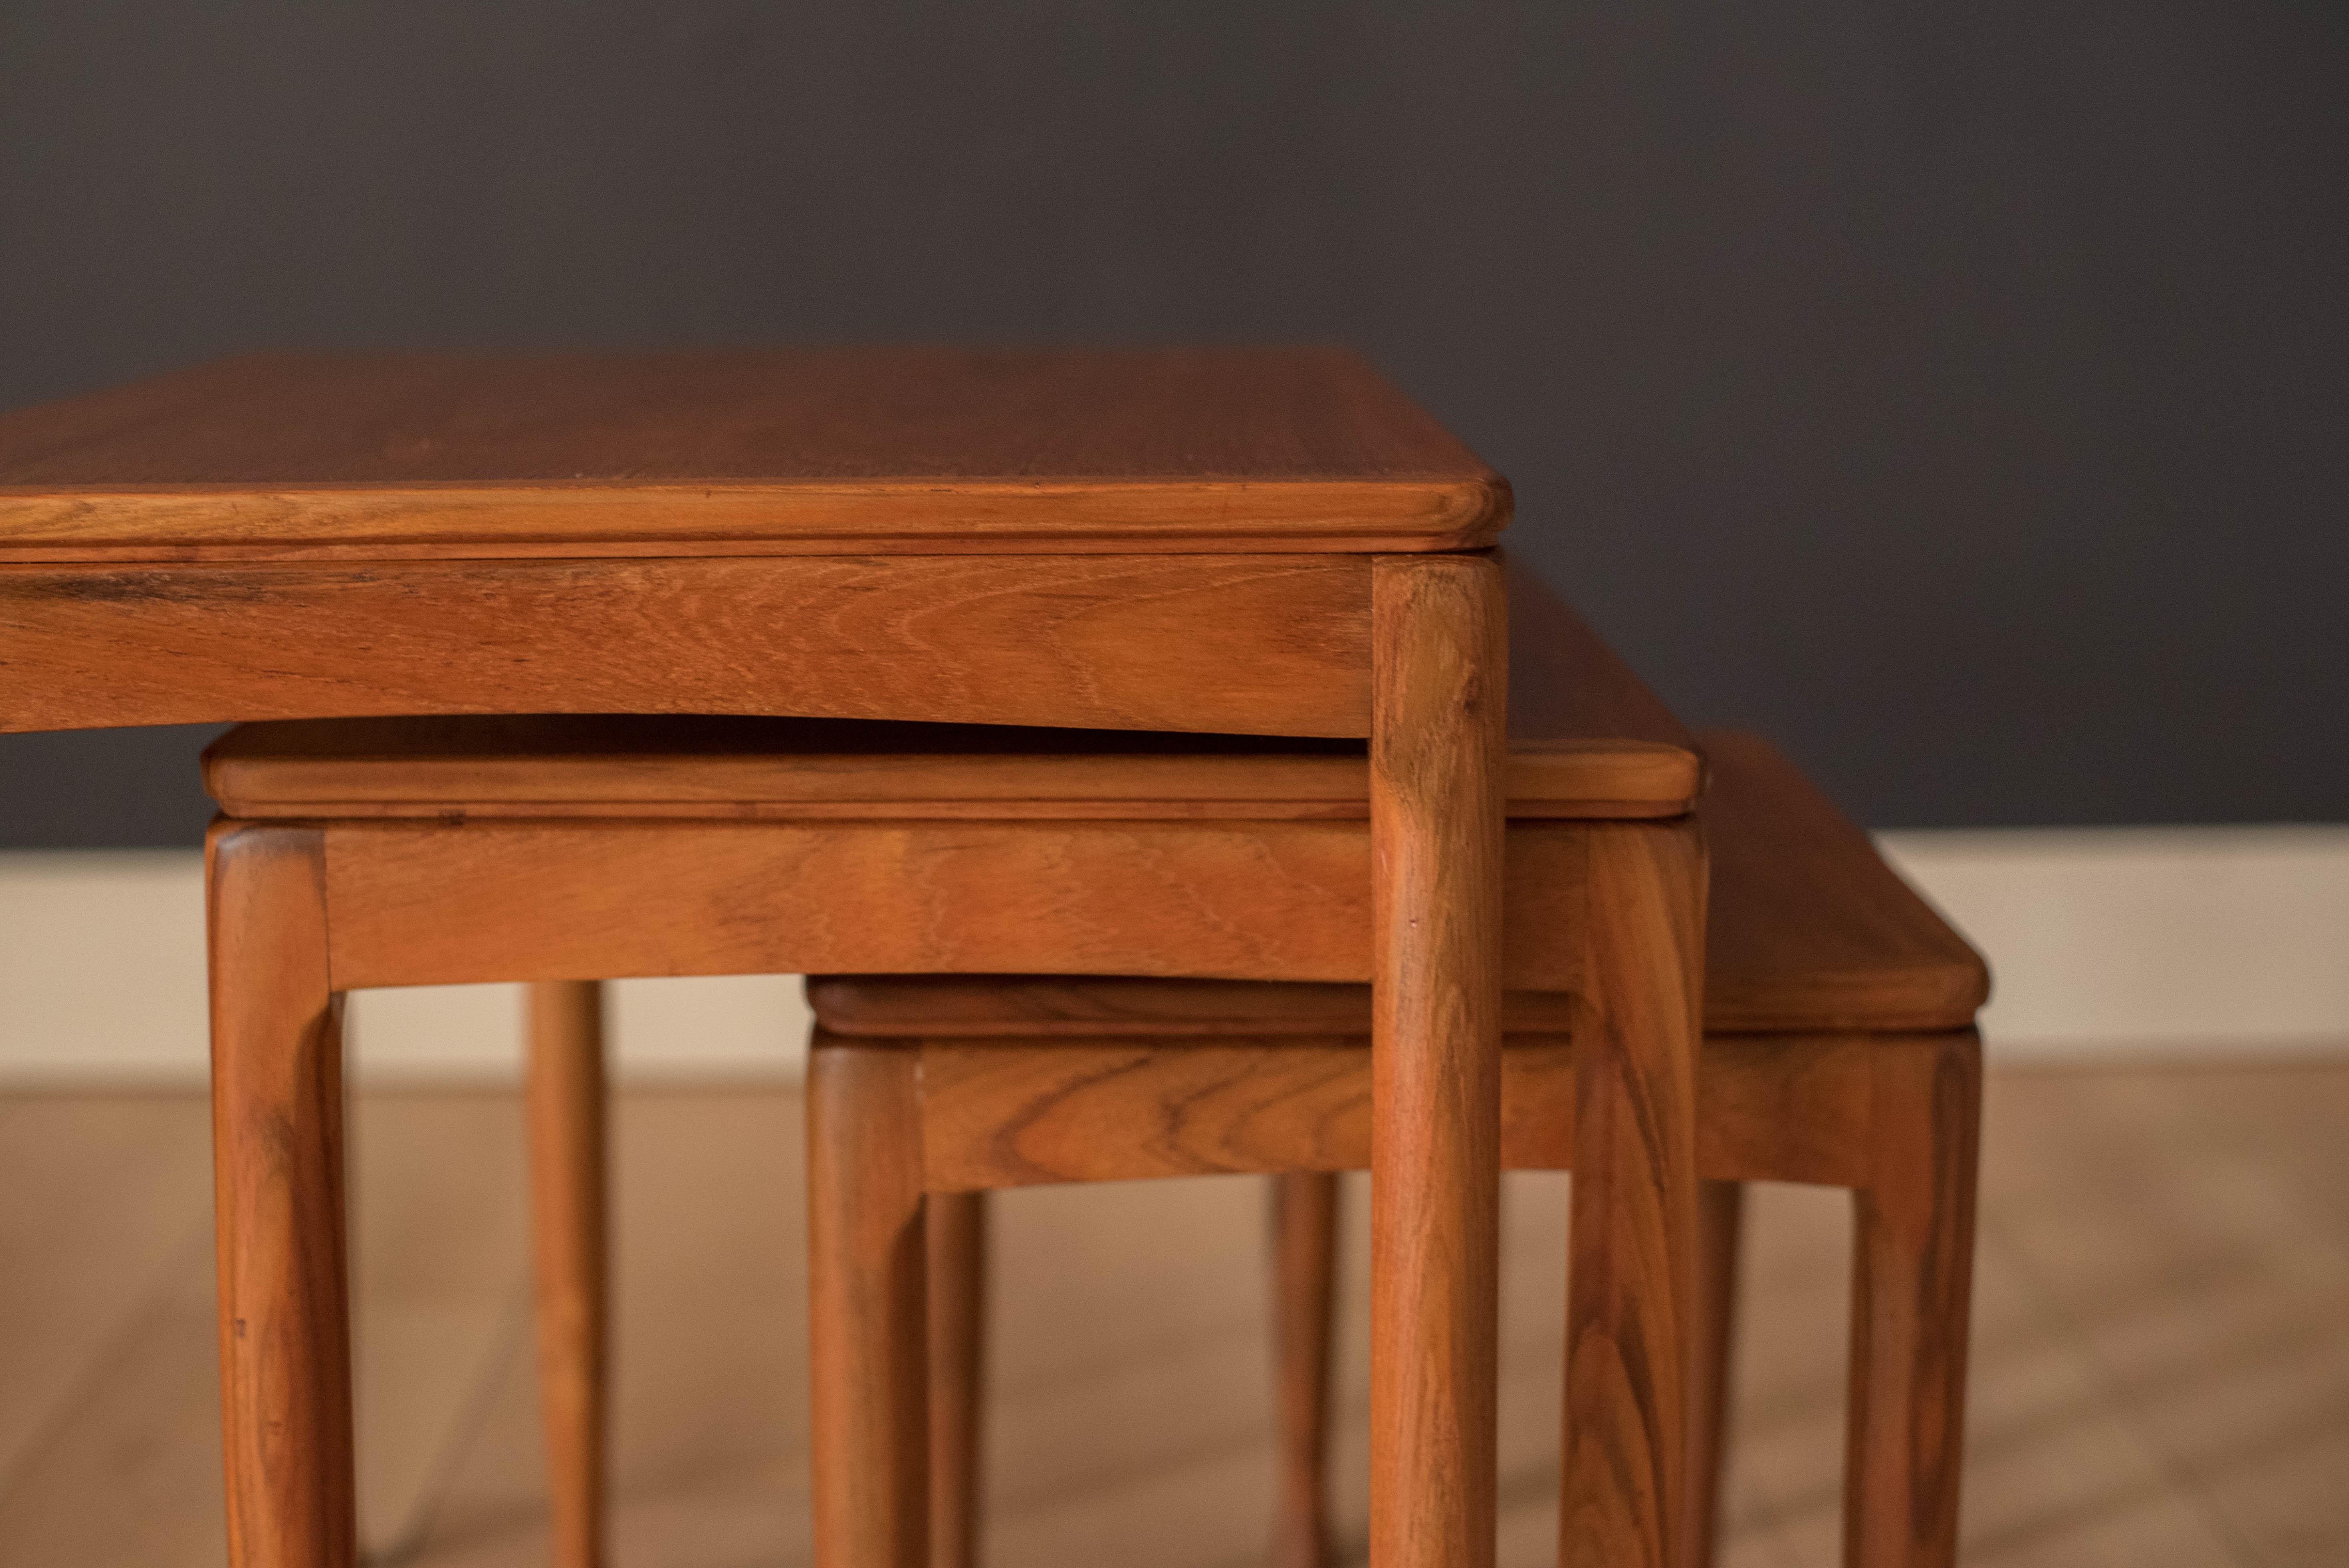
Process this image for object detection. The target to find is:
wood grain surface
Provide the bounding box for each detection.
[1562,819,1704,1568]
[1683,1180,1746,1568]
[905,1032,1871,1193]
[924,1191,988,1568]
[1846,1031,1982,1568]
[808,733,1984,1037]
[197,567,1699,820]
[2,553,1372,737]
[316,817,1590,993]
[1365,555,1507,1568]
[204,718,1677,823]
[1699,733,1987,1032]
[1499,561,1695,781]
[1270,1173,1341,1568]
[206,825,356,1568]
[524,981,608,1568]
[807,1045,931,1568]
[0,349,1507,559]
[206,736,1685,823]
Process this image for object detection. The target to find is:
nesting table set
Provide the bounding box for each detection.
[0,349,1982,1568]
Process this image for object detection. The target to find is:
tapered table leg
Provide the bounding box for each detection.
[1562,819,1705,1568]
[927,1189,988,1568]
[1367,554,1507,1568]
[809,1041,930,1568]
[527,980,609,1568]
[1846,1031,1980,1568]
[1271,1172,1341,1568]
[210,824,357,1568]
[1684,1179,1745,1568]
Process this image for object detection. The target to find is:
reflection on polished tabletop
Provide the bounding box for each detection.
[0,347,1507,559]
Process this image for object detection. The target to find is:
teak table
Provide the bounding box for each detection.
[0,348,1702,1568]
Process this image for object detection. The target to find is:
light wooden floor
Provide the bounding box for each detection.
[2,1061,2345,1568]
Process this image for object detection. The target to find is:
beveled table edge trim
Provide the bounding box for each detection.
[0,475,1510,562]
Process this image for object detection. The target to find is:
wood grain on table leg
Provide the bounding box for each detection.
[1683,1180,1744,1568]
[526,980,609,1568]
[1563,818,1705,1568]
[1367,553,1507,1568]
[208,823,356,1568]
[926,1189,988,1568]
[809,1041,930,1568]
[1845,1031,1981,1568]
[1271,1172,1341,1568]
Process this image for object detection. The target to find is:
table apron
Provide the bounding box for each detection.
[0,553,1373,736]
[296,815,1598,993]
[903,1032,1875,1191]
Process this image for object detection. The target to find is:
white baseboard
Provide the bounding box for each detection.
[1875,825,2349,1058]
[2,829,2343,1086]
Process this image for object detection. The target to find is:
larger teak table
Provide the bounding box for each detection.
[0,348,1702,1568]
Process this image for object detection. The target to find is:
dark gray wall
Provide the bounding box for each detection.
[4,1,2344,845]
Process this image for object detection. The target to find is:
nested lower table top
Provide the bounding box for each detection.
[0,347,1507,561]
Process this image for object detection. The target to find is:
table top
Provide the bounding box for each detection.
[0,347,1508,561]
